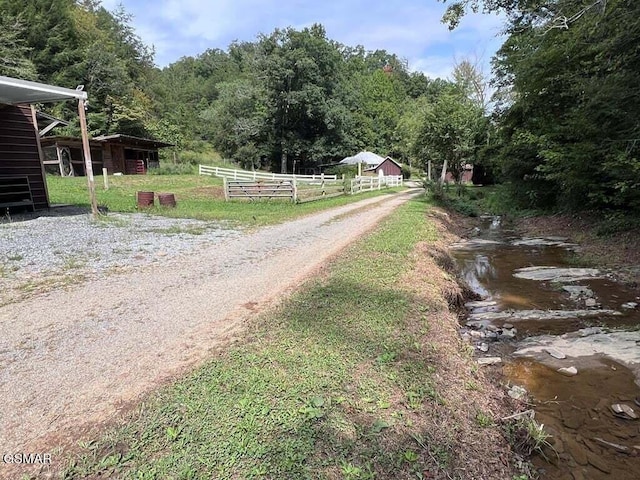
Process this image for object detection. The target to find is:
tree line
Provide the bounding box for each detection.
[443,0,640,212]
[2,0,638,214]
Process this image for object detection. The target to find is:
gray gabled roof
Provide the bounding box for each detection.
[339,151,386,166]
[0,75,86,105]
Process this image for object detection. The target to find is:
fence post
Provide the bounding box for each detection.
[223,177,229,201]
[292,178,298,203]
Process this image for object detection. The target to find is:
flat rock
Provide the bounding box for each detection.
[562,285,593,297]
[466,320,486,329]
[558,366,578,376]
[513,266,602,282]
[450,239,503,249]
[465,300,498,308]
[499,328,517,339]
[511,237,574,247]
[477,357,502,366]
[503,323,514,329]
[513,329,640,383]
[587,453,611,474]
[565,436,588,466]
[545,347,567,359]
[562,409,584,429]
[571,470,586,480]
[477,342,489,352]
[508,385,527,400]
[593,437,628,453]
[469,309,620,322]
[611,403,638,420]
[585,298,598,307]
[622,302,638,309]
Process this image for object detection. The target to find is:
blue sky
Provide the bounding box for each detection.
[102,0,505,80]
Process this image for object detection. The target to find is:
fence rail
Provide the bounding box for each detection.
[222,173,402,202]
[200,165,338,183]
[350,175,403,194]
[224,179,296,201]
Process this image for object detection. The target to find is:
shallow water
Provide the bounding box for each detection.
[451,216,640,479]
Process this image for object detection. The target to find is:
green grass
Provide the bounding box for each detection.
[61,196,456,480]
[47,175,404,227]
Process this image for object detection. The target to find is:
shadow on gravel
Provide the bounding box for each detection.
[1,205,92,224]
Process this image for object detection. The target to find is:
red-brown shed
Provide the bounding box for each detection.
[364,157,402,177]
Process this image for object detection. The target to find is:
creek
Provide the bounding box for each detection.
[450,216,640,480]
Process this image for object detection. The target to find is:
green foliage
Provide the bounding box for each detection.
[490,0,640,213]
[147,163,195,175]
[414,86,486,182]
[0,13,37,79]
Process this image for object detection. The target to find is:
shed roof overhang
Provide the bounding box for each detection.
[93,134,173,149]
[0,75,98,216]
[0,76,87,105]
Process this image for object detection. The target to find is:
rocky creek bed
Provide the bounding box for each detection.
[451,216,640,480]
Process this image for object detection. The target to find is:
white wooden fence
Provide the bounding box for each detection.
[224,178,296,201]
[220,171,403,202]
[223,178,347,203]
[350,175,403,194]
[199,165,338,183]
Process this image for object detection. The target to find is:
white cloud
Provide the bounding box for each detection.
[114,0,507,72]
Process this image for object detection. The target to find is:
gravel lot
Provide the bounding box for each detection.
[0,209,242,305]
[0,191,416,478]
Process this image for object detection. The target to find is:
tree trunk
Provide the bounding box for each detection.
[439,159,448,184]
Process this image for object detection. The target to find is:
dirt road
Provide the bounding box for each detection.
[0,191,416,466]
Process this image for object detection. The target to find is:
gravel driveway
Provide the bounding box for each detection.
[0,191,416,474]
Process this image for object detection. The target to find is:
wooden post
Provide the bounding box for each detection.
[292,178,298,203]
[102,168,109,190]
[223,177,229,201]
[358,162,362,177]
[77,99,99,217]
[30,105,51,208]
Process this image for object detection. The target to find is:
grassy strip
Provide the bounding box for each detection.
[47,175,403,226]
[60,196,514,479]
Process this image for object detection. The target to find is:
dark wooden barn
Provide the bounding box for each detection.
[0,105,49,210]
[364,157,403,177]
[0,75,94,213]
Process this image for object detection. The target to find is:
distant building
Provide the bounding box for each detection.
[339,151,402,176]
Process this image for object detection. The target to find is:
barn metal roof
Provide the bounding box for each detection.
[339,151,386,166]
[0,75,86,105]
